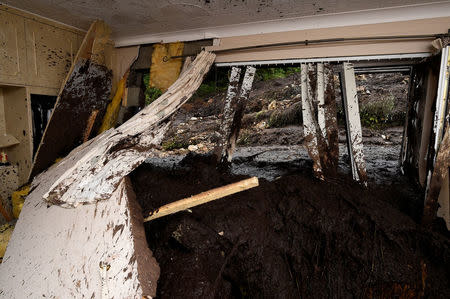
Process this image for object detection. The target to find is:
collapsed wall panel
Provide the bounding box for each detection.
[30,21,113,179]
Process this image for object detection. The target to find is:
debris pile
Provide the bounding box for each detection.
[131,154,450,298]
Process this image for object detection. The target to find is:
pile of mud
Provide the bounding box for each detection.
[131,154,449,298]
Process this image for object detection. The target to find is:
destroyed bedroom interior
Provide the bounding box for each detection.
[0,0,449,298]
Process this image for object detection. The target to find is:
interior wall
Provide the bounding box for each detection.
[0,6,85,186]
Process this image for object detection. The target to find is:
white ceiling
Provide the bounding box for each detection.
[3,0,449,46]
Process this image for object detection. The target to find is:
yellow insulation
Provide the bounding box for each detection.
[149,42,184,92]
[98,71,128,133]
[12,185,29,219]
[0,223,14,262]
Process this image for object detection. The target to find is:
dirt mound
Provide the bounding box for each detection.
[131,154,450,298]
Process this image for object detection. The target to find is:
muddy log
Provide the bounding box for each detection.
[215,66,256,164]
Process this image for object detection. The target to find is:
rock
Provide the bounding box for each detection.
[188,145,198,151]
[268,100,277,110]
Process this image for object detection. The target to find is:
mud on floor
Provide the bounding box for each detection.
[130,154,450,298]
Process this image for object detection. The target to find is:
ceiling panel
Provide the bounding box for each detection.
[2,0,445,44]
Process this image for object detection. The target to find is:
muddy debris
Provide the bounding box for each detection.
[131,153,450,298]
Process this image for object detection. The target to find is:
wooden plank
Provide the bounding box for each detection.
[149,42,184,92]
[30,21,113,179]
[144,177,259,222]
[215,66,256,164]
[340,62,368,184]
[0,174,160,297]
[0,196,12,222]
[39,51,215,208]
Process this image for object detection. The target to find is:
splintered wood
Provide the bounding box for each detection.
[301,63,338,178]
[38,51,215,208]
[215,66,256,164]
[144,177,259,222]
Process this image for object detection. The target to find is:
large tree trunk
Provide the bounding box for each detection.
[0,50,215,297]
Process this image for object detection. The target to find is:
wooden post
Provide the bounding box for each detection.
[340,62,368,184]
[215,66,256,164]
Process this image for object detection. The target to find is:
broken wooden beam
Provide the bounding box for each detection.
[215,66,256,164]
[144,177,259,222]
[39,50,215,208]
[340,62,368,184]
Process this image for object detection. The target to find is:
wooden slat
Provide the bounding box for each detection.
[144,177,259,222]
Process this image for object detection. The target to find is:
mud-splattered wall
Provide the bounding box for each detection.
[0,6,84,187]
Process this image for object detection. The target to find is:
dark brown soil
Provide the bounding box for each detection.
[131,154,450,299]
